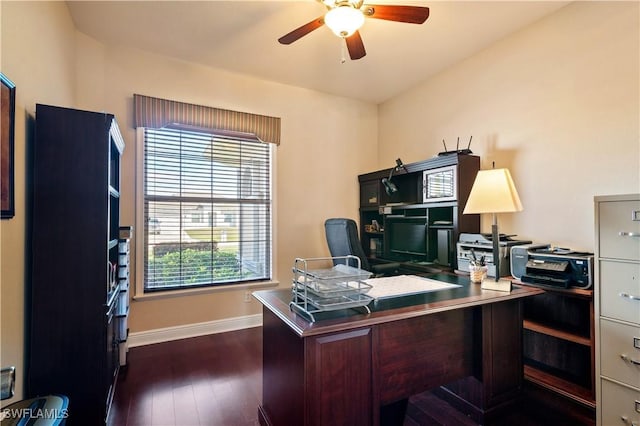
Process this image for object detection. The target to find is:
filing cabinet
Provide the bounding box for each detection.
[595,194,640,426]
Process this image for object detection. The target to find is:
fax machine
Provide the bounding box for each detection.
[510,244,594,289]
[457,233,532,277]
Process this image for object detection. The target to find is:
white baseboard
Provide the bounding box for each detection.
[127,313,263,347]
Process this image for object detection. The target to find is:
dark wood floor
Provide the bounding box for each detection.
[109,326,595,426]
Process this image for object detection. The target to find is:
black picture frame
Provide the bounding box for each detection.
[1,73,15,219]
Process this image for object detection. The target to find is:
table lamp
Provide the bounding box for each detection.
[463,167,523,291]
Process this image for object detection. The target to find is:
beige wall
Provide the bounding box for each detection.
[73,37,378,332]
[2,0,638,405]
[378,1,639,251]
[1,1,77,406]
[1,1,379,402]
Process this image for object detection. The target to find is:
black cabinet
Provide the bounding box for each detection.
[358,153,480,269]
[27,104,125,424]
[358,154,480,270]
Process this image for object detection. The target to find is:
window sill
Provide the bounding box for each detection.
[133,280,280,302]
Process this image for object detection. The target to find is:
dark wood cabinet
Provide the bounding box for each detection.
[519,283,595,407]
[358,154,480,270]
[27,104,125,424]
[359,180,380,207]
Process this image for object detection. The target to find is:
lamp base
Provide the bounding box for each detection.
[480,277,512,292]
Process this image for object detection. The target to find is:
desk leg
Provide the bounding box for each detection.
[260,308,305,425]
[436,299,524,423]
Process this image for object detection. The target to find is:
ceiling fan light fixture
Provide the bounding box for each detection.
[324,6,365,38]
[321,0,362,9]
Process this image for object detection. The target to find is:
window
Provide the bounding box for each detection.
[143,127,272,292]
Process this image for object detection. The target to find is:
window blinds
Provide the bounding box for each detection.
[144,127,271,291]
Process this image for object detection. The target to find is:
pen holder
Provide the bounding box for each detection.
[469,265,488,283]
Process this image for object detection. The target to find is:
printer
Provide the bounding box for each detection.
[457,233,532,277]
[510,244,594,289]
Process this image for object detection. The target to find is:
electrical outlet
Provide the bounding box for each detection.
[244,291,252,303]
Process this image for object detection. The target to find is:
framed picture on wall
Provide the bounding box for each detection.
[1,72,15,219]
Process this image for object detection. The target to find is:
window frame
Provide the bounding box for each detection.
[133,127,278,300]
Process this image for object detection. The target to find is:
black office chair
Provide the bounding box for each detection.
[324,218,400,276]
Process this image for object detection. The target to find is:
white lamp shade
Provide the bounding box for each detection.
[324,6,365,38]
[463,168,523,214]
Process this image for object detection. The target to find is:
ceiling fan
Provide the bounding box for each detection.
[278,0,430,61]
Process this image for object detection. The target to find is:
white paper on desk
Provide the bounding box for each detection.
[364,275,461,300]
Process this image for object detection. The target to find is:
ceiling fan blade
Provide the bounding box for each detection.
[345,31,366,60]
[278,17,325,45]
[363,5,430,24]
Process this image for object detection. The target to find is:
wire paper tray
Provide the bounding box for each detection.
[290,256,373,322]
[294,262,372,279]
[293,263,372,284]
[293,278,372,297]
[293,290,373,311]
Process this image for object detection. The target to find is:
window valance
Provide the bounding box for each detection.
[133,94,281,145]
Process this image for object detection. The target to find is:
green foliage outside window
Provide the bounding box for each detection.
[148,249,243,287]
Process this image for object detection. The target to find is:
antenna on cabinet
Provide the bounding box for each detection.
[438,135,473,156]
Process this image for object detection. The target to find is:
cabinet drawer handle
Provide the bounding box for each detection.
[620,416,639,426]
[620,292,640,301]
[620,231,640,238]
[621,354,640,366]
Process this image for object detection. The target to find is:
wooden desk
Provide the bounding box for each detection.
[254,274,543,426]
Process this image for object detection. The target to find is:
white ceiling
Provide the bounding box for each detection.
[66,0,570,104]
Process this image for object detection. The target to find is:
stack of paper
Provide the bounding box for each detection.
[364,275,461,300]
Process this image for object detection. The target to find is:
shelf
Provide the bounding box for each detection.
[109,185,120,198]
[516,281,593,299]
[524,365,595,408]
[360,206,381,212]
[523,319,592,346]
[519,276,595,406]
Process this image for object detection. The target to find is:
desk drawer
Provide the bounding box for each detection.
[600,319,640,388]
[598,200,640,261]
[601,379,640,426]
[600,260,640,325]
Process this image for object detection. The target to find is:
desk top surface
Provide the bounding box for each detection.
[253,273,543,337]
